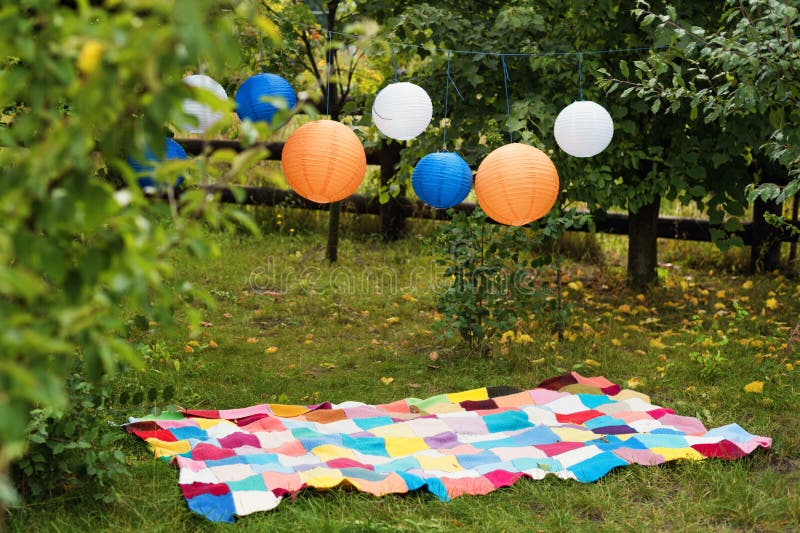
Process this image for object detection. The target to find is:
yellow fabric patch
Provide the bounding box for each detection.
[446,388,489,403]
[194,418,233,430]
[651,447,704,461]
[269,403,310,417]
[146,438,191,458]
[422,402,465,414]
[384,437,429,457]
[416,454,462,472]
[370,423,417,438]
[300,467,344,488]
[551,427,598,443]
[311,444,356,462]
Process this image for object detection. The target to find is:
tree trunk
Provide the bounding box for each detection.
[627,195,661,290]
[323,0,341,262]
[379,139,405,241]
[750,196,782,273]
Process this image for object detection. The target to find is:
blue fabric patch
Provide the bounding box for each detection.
[569,452,628,482]
[482,411,533,433]
[187,492,236,523]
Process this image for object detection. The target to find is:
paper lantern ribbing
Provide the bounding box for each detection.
[412,152,473,209]
[475,143,559,226]
[372,82,433,141]
[235,73,296,125]
[181,75,228,134]
[127,138,188,190]
[553,100,614,158]
[281,120,366,203]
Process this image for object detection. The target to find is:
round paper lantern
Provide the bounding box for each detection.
[371,82,432,141]
[235,73,296,125]
[127,138,188,190]
[553,100,614,157]
[412,152,472,209]
[475,143,559,226]
[181,74,228,134]
[281,120,366,203]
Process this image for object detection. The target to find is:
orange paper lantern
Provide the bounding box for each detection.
[281,120,367,203]
[474,143,559,226]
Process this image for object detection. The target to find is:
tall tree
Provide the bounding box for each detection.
[387,0,749,288]
[608,0,800,271]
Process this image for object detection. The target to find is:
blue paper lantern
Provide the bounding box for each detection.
[412,152,473,209]
[235,73,296,125]
[127,138,188,190]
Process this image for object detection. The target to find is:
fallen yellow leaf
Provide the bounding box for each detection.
[765,298,778,310]
[246,337,258,344]
[77,39,104,75]
[649,338,667,349]
[265,346,279,354]
[742,280,753,290]
[584,358,601,368]
[513,333,533,344]
[208,340,218,349]
[744,381,764,394]
[385,316,401,325]
[627,377,642,389]
[611,338,622,346]
[500,330,515,343]
[402,293,418,302]
[381,377,394,385]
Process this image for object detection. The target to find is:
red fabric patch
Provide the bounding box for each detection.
[484,469,523,488]
[556,410,604,424]
[129,428,178,442]
[191,443,236,461]
[180,482,230,499]
[460,399,499,411]
[180,409,220,419]
[691,440,746,460]
[536,373,578,391]
[647,408,675,419]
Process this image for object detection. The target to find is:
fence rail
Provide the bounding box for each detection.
[175,138,798,246]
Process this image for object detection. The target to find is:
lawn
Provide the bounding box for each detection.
[7,220,800,532]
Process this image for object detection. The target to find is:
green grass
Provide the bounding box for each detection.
[7,225,800,532]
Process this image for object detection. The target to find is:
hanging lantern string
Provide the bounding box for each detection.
[390,43,399,82]
[578,52,584,101]
[326,30,333,117]
[443,50,451,151]
[442,51,465,151]
[500,55,513,144]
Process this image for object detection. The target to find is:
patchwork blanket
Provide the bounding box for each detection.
[125,373,771,523]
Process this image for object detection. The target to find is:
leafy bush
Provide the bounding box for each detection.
[0,0,270,510]
[434,208,551,352]
[12,372,128,503]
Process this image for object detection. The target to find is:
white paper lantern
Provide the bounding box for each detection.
[553,100,614,158]
[371,82,432,141]
[181,75,228,134]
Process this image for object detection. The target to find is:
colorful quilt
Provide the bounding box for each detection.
[125,373,771,523]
